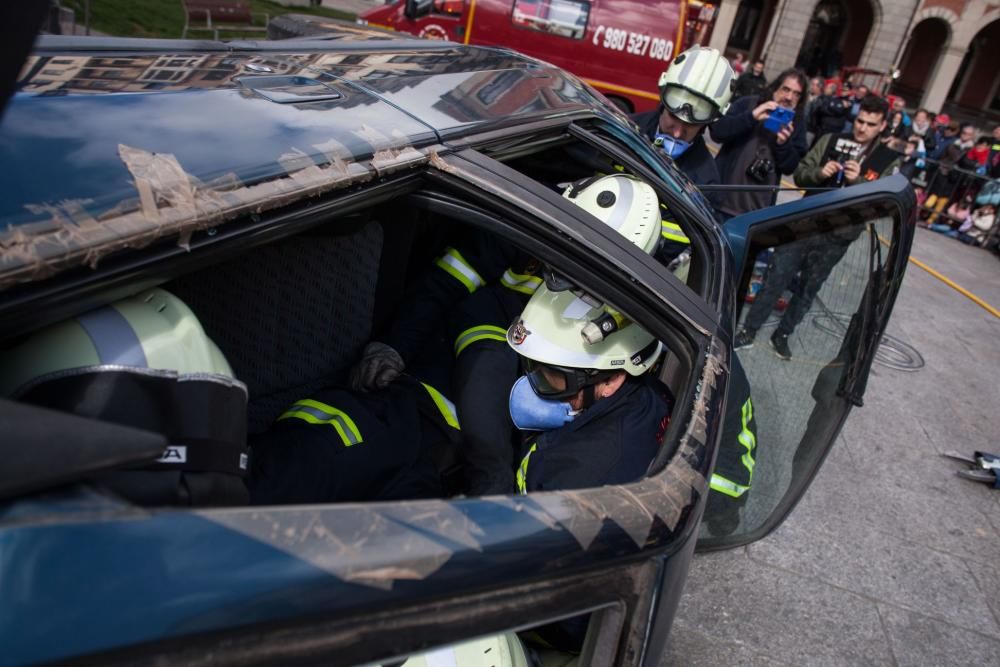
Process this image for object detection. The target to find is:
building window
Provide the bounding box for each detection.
[511,0,589,40]
[728,0,763,51]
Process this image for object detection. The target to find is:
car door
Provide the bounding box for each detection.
[697,174,916,549]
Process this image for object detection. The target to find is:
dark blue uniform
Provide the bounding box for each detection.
[515,376,672,493]
[248,377,458,504]
[631,107,723,209]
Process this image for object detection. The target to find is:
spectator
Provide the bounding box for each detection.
[962,203,996,246]
[927,113,954,159]
[733,59,767,99]
[894,136,925,181]
[989,125,1000,178]
[910,108,936,155]
[960,135,992,174]
[892,97,911,128]
[929,194,974,236]
[882,110,911,142]
[807,77,822,99]
[924,123,976,222]
[812,80,852,141]
[845,84,871,126]
[804,77,823,141]
[734,94,900,360]
[709,68,809,221]
[731,52,747,76]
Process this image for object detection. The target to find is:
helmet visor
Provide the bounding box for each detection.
[661,85,722,124]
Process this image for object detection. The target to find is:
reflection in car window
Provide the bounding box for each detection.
[701,212,895,543]
[512,0,590,40]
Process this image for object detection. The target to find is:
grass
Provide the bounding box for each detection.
[61,0,356,39]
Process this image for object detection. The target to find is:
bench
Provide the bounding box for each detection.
[181,0,269,40]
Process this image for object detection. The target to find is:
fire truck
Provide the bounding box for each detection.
[359,0,719,112]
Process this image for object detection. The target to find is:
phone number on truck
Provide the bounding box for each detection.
[592,25,675,61]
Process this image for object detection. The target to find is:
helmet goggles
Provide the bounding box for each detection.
[661,84,724,124]
[524,359,616,401]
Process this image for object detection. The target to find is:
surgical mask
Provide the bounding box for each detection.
[508,375,579,431]
[654,132,691,159]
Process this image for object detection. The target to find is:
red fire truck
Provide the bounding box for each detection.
[358,0,719,113]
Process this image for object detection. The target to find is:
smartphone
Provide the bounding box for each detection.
[763,106,794,133]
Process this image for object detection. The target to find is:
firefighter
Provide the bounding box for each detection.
[631,45,736,228]
[248,374,459,504]
[0,288,250,506]
[351,174,663,496]
[627,46,758,536]
[506,285,671,492]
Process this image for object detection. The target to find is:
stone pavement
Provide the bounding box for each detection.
[663,227,1000,666]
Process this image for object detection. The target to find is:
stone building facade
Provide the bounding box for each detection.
[707,0,1000,124]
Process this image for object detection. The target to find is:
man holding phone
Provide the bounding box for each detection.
[733,94,899,359]
[710,68,809,221]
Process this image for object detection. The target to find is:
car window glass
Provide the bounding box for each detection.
[699,207,898,546]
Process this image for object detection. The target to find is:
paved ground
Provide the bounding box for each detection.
[664,227,1000,666]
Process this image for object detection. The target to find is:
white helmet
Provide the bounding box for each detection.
[562,173,660,254]
[657,46,735,124]
[507,285,662,404]
[0,288,233,397]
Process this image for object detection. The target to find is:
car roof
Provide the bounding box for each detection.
[0,34,604,292]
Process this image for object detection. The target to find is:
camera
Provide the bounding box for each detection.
[746,157,775,183]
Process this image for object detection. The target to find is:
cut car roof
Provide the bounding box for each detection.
[0,34,602,291]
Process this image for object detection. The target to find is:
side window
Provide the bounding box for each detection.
[700,200,904,546]
[511,0,590,39]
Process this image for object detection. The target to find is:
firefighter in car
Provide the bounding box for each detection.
[350,174,663,496]
[505,285,671,492]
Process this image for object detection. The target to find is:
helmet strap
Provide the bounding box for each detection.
[581,382,597,410]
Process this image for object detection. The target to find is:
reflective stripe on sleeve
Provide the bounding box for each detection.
[709,473,749,498]
[278,398,363,447]
[500,268,543,295]
[516,443,538,495]
[738,397,756,482]
[435,247,484,293]
[710,397,757,498]
[420,382,461,430]
[661,219,690,244]
[454,324,508,357]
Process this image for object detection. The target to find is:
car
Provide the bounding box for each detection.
[0,17,915,667]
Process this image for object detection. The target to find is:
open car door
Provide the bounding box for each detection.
[698,174,916,549]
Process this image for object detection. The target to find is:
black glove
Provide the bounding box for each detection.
[349,342,405,392]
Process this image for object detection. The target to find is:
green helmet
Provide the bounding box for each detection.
[0,287,233,397]
[657,46,735,124]
[562,173,661,254]
[507,285,662,378]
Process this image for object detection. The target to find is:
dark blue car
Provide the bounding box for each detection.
[0,12,914,667]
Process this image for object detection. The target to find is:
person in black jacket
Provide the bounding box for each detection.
[733,59,767,99]
[709,68,810,221]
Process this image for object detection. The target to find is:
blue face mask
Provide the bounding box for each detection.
[508,375,578,432]
[654,132,691,159]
